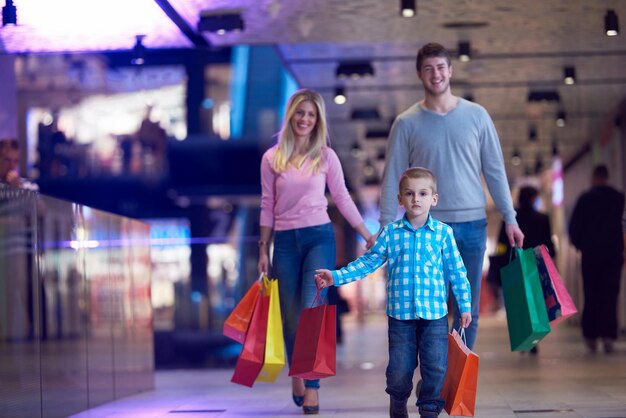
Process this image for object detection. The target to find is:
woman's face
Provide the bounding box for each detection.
[290,100,318,140]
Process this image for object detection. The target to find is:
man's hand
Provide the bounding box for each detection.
[314,269,334,289]
[505,223,524,248]
[460,312,472,328]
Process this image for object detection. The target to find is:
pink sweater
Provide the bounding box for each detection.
[260,146,364,231]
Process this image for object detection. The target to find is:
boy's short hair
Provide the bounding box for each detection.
[0,138,19,153]
[399,167,437,193]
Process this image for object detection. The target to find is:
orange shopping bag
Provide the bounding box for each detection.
[223,274,263,343]
[441,328,479,417]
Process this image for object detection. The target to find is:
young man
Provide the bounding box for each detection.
[316,167,471,418]
[378,43,523,349]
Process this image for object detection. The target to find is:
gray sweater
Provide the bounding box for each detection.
[380,98,516,226]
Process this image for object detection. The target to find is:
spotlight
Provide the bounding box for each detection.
[131,35,147,66]
[528,125,538,142]
[527,90,561,103]
[2,0,17,26]
[556,110,566,127]
[511,148,521,166]
[463,93,474,102]
[198,10,244,34]
[563,66,576,85]
[400,0,416,17]
[605,9,619,36]
[458,41,471,62]
[336,61,375,79]
[334,87,346,105]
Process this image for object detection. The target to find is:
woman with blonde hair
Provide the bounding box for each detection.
[258,89,374,414]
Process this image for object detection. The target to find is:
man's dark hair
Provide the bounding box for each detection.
[416,43,452,72]
[592,164,609,182]
[518,186,539,210]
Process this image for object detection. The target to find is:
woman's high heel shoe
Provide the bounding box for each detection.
[302,388,319,415]
[292,394,304,407]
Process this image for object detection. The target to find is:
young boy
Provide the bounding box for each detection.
[315,167,472,418]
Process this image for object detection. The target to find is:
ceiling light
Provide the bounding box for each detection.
[336,61,375,79]
[131,35,147,66]
[198,10,244,34]
[563,66,576,85]
[400,0,416,17]
[556,110,566,127]
[528,125,538,142]
[334,87,346,105]
[350,108,380,120]
[458,41,471,62]
[511,147,521,166]
[2,0,17,26]
[463,93,474,102]
[527,90,561,103]
[605,9,619,36]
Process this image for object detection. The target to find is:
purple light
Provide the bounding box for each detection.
[1,0,192,53]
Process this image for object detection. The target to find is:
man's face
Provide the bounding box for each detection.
[417,56,453,97]
[0,148,19,180]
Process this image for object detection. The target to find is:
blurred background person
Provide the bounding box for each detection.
[0,138,38,191]
[568,164,625,354]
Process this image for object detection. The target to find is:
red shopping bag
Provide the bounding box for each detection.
[441,328,479,417]
[534,245,578,325]
[223,276,262,343]
[231,291,270,387]
[289,298,336,379]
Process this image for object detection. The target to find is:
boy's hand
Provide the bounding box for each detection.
[314,269,334,289]
[460,312,472,329]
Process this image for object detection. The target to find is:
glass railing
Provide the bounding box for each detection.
[0,184,153,418]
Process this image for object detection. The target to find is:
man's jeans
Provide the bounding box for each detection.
[448,219,487,350]
[272,223,335,389]
[385,316,448,417]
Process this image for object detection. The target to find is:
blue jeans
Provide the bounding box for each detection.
[386,316,448,417]
[447,219,487,350]
[272,223,335,389]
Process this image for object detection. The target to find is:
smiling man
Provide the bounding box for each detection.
[379,43,523,351]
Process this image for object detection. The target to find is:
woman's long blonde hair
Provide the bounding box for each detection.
[272,89,329,173]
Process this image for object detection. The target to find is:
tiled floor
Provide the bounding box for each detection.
[70,314,626,418]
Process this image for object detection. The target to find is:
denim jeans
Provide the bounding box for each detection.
[385,316,448,417]
[447,219,487,350]
[272,223,335,389]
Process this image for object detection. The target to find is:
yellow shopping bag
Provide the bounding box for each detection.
[256,277,285,382]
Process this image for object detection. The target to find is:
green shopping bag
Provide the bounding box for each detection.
[500,247,551,351]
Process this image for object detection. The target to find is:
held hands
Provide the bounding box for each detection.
[365,235,377,250]
[460,312,472,329]
[314,269,334,289]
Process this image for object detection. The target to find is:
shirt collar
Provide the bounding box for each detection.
[393,213,435,232]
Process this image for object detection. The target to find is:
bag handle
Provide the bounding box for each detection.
[457,327,467,346]
[508,246,523,262]
[310,286,324,308]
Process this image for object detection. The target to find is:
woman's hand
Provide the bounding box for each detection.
[365,235,377,249]
[258,252,269,276]
[460,312,472,329]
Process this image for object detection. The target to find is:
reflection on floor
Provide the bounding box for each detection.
[70,314,626,418]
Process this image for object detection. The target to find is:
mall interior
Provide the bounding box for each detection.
[1,1,626,417]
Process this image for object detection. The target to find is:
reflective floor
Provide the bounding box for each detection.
[70,313,626,418]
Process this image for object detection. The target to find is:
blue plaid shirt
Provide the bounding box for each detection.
[332,214,471,320]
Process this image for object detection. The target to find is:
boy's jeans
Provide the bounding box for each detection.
[272,223,334,389]
[385,316,448,417]
[448,218,488,350]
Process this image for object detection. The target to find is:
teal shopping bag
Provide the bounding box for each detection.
[500,247,551,351]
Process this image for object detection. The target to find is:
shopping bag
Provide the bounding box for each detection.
[534,245,578,325]
[223,275,262,343]
[256,277,285,382]
[500,247,551,351]
[441,328,479,417]
[231,291,270,387]
[289,291,336,379]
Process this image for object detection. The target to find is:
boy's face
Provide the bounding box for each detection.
[397,177,438,220]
